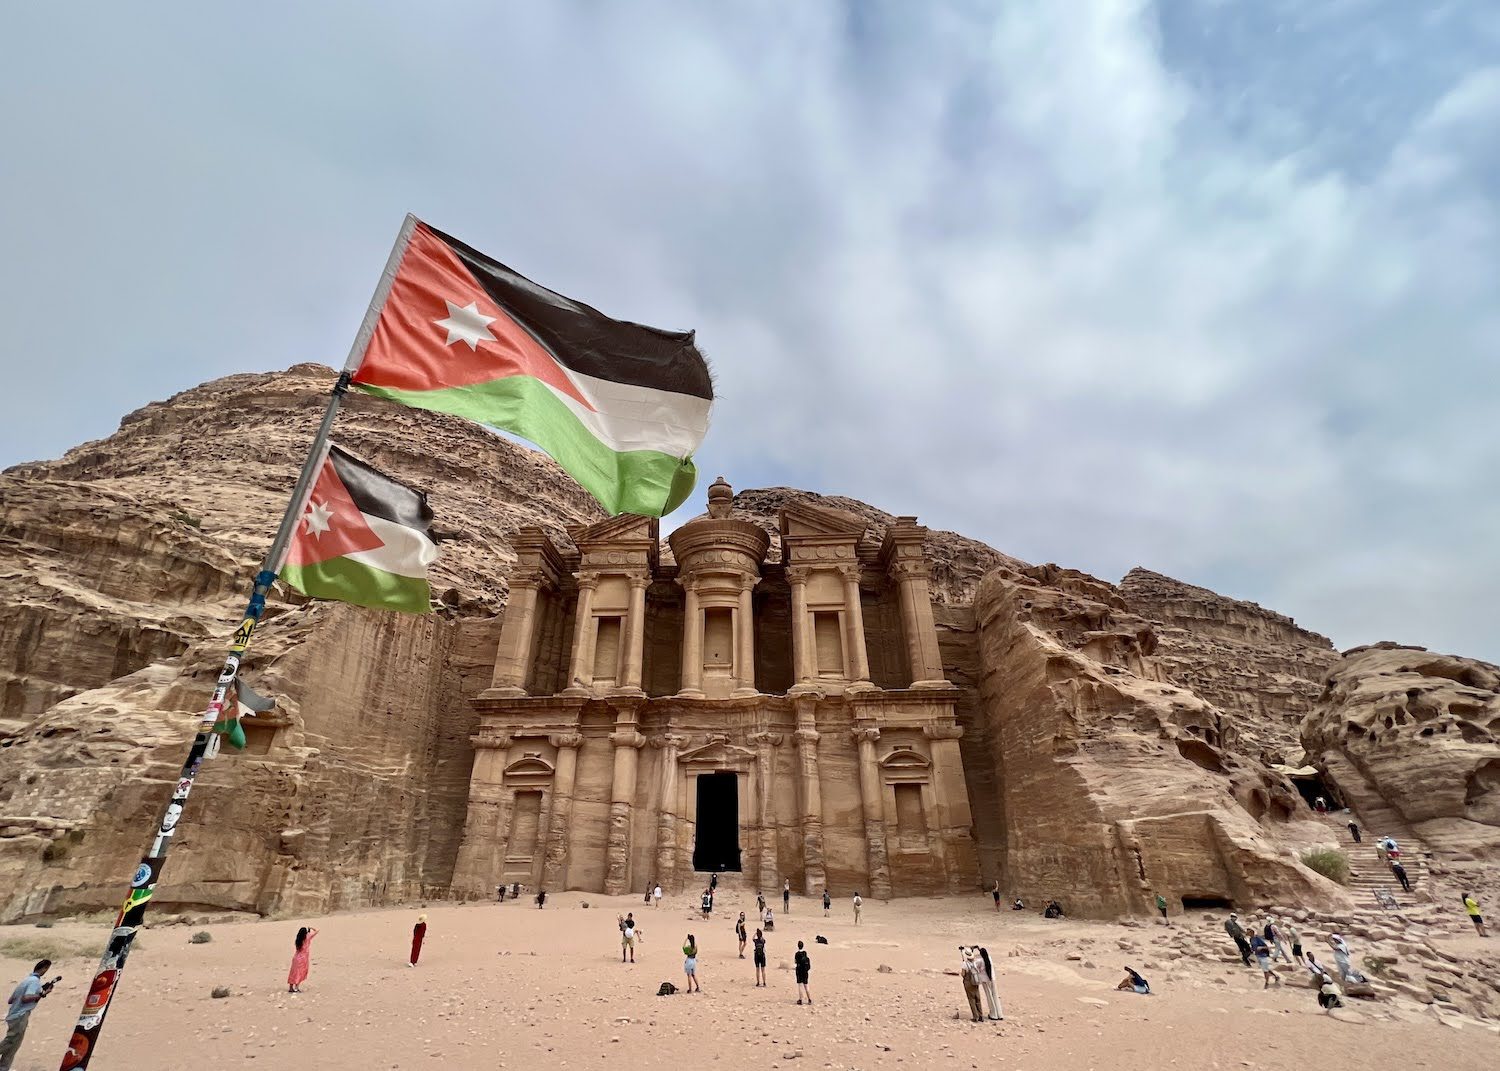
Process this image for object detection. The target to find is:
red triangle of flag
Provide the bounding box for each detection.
[284,453,385,567]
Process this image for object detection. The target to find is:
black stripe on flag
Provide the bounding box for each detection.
[425,223,713,401]
[328,446,435,533]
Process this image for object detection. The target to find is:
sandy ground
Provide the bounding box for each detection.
[2,889,1495,1071]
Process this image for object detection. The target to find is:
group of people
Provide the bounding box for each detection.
[958,947,1002,1022]
[1222,911,1376,1009]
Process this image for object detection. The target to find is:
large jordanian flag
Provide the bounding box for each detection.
[279,444,438,613]
[350,219,713,517]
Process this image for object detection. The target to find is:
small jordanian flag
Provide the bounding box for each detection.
[213,678,274,750]
[349,219,713,517]
[278,444,438,613]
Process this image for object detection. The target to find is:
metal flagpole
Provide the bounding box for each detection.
[58,214,420,1071]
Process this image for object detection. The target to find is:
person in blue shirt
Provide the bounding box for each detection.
[2,960,55,1071]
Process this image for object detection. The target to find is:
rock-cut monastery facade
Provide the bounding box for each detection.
[452,478,978,897]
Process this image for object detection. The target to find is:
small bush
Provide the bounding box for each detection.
[211,986,231,999]
[1301,848,1351,885]
[190,931,213,944]
[169,510,203,529]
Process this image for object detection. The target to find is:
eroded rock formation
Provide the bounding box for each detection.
[0,364,604,921]
[1301,643,1500,861]
[1119,568,1338,762]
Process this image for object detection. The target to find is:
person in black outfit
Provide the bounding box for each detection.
[1347,820,1362,843]
[1391,860,1411,892]
[794,940,812,1005]
[1224,913,1252,966]
[752,928,768,987]
[783,880,791,914]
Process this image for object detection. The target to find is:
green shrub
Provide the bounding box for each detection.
[1301,848,1350,885]
[190,931,212,944]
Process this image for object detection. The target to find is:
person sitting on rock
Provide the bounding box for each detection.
[1316,973,1344,1012]
[1012,898,1025,911]
[1042,900,1064,919]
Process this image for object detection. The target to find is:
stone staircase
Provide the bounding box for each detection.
[1310,812,1433,907]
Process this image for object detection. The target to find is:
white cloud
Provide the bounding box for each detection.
[1,1,1496,659]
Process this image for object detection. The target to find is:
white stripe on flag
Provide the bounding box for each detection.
[342,513,439,579]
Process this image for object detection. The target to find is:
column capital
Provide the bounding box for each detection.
[794,727,820,746]
[836,563,862,583]
[548,732,584,749]
[923,724,964,741]
[889,560,929,582]
[470,731,513,751]
[609,730,647,750]
[508,570,545,590]
[628,574,652,590]
[785,565,812,585]
[850,727,881,745]
[747,730,784,747]
[649,732,689,750]
[576,571,602,590]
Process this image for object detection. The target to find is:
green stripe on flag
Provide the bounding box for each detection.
[354,376,698,517]
[281,557,432,613]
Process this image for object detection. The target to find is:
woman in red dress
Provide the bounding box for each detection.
[287,926,317,993]
[410,915,428,966]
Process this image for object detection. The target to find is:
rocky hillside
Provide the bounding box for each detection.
[0,364,603,921]
[1119,567,1339,762]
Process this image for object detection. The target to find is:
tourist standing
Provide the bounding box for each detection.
[653,883,663,908]
[621,913,638,963]
[1249,933,1280,988]
[1391,860,1411,893]
[1267,917,1290,962]
[736,912,748,958]
[2,960,54,1071]
[852,892,863,925]
[756,890,766,916]
[1329,934,1365,983]
[1155,893,1170,925]
[794,941,812,1005]
[1283,918,1304,965]
[700,889,712,920]
[991,879,1001,911]
[977,947,1003,1019]
[752,928,768,986]
[287,926,318,993]
[535,888,547,909]
[1224,913,1252,966]
[410,914,427,967]
[783,879,791,914]
[1463,893,1488,937]
[682,934,701,992]
[959,948,984,1022]
[822,889,831,916]
[1347,819,1362,843]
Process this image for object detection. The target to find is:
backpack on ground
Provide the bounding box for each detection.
[656,981,678,996]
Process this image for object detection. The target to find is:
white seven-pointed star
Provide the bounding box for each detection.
[434,300,497,350]
[303,500,335,538]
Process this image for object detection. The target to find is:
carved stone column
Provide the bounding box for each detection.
[793,699,826,893]
[679,580,704,697]
[489,575,541,694]
[564,573,600,695]
[923,723,977,890]
[748,730,783,888]
[540,733,583,890]
[651,733,686,890]
[839,564,873,687]
[621,575,649,694]
[787,566,813,688]
[892,561,946,687]
[451,732,513,895]
[604,719,646,893]
[852,726,893,898]
[733,577,757,697]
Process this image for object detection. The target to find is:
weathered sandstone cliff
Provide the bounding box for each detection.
[0,364,603,921]
[1301,643,1500,861]
[1119,568,1338,762]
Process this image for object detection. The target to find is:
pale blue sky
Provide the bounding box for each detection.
[2,2,1497,659]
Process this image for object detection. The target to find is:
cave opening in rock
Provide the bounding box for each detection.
[1290,773,1342,812]
[693,771,741,872]
[1180,895,1234,912]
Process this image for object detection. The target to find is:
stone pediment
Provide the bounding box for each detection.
[780,501,868,541]
[879,747,932,771]
[679,738,758,767]
[569,513,659,548]
[503,754,556,778]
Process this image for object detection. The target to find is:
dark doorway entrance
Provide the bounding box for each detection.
[693,772,741,872]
